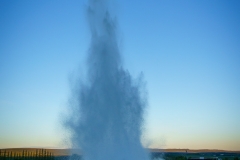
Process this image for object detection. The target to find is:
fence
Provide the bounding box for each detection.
[0,149,54,160]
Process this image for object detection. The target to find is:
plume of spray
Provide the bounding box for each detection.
[65,0,149,160]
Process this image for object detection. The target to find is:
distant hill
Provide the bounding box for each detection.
[1,148,239,156]
[150,148,240,153]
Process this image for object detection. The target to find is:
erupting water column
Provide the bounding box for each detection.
[66,0,149,160]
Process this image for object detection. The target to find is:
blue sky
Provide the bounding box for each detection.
[0,0,240,150]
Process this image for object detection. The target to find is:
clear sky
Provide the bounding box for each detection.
[0,0,240,150]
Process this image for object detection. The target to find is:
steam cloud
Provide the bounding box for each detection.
[65,0,149,160]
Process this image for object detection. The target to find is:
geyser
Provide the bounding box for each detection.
[65,0,149,160]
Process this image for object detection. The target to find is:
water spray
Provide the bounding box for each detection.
[65,1,149,160]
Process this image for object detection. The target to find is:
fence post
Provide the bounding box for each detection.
[36,149,38,160]
[3,150,6,160]
[22,150,25,160]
